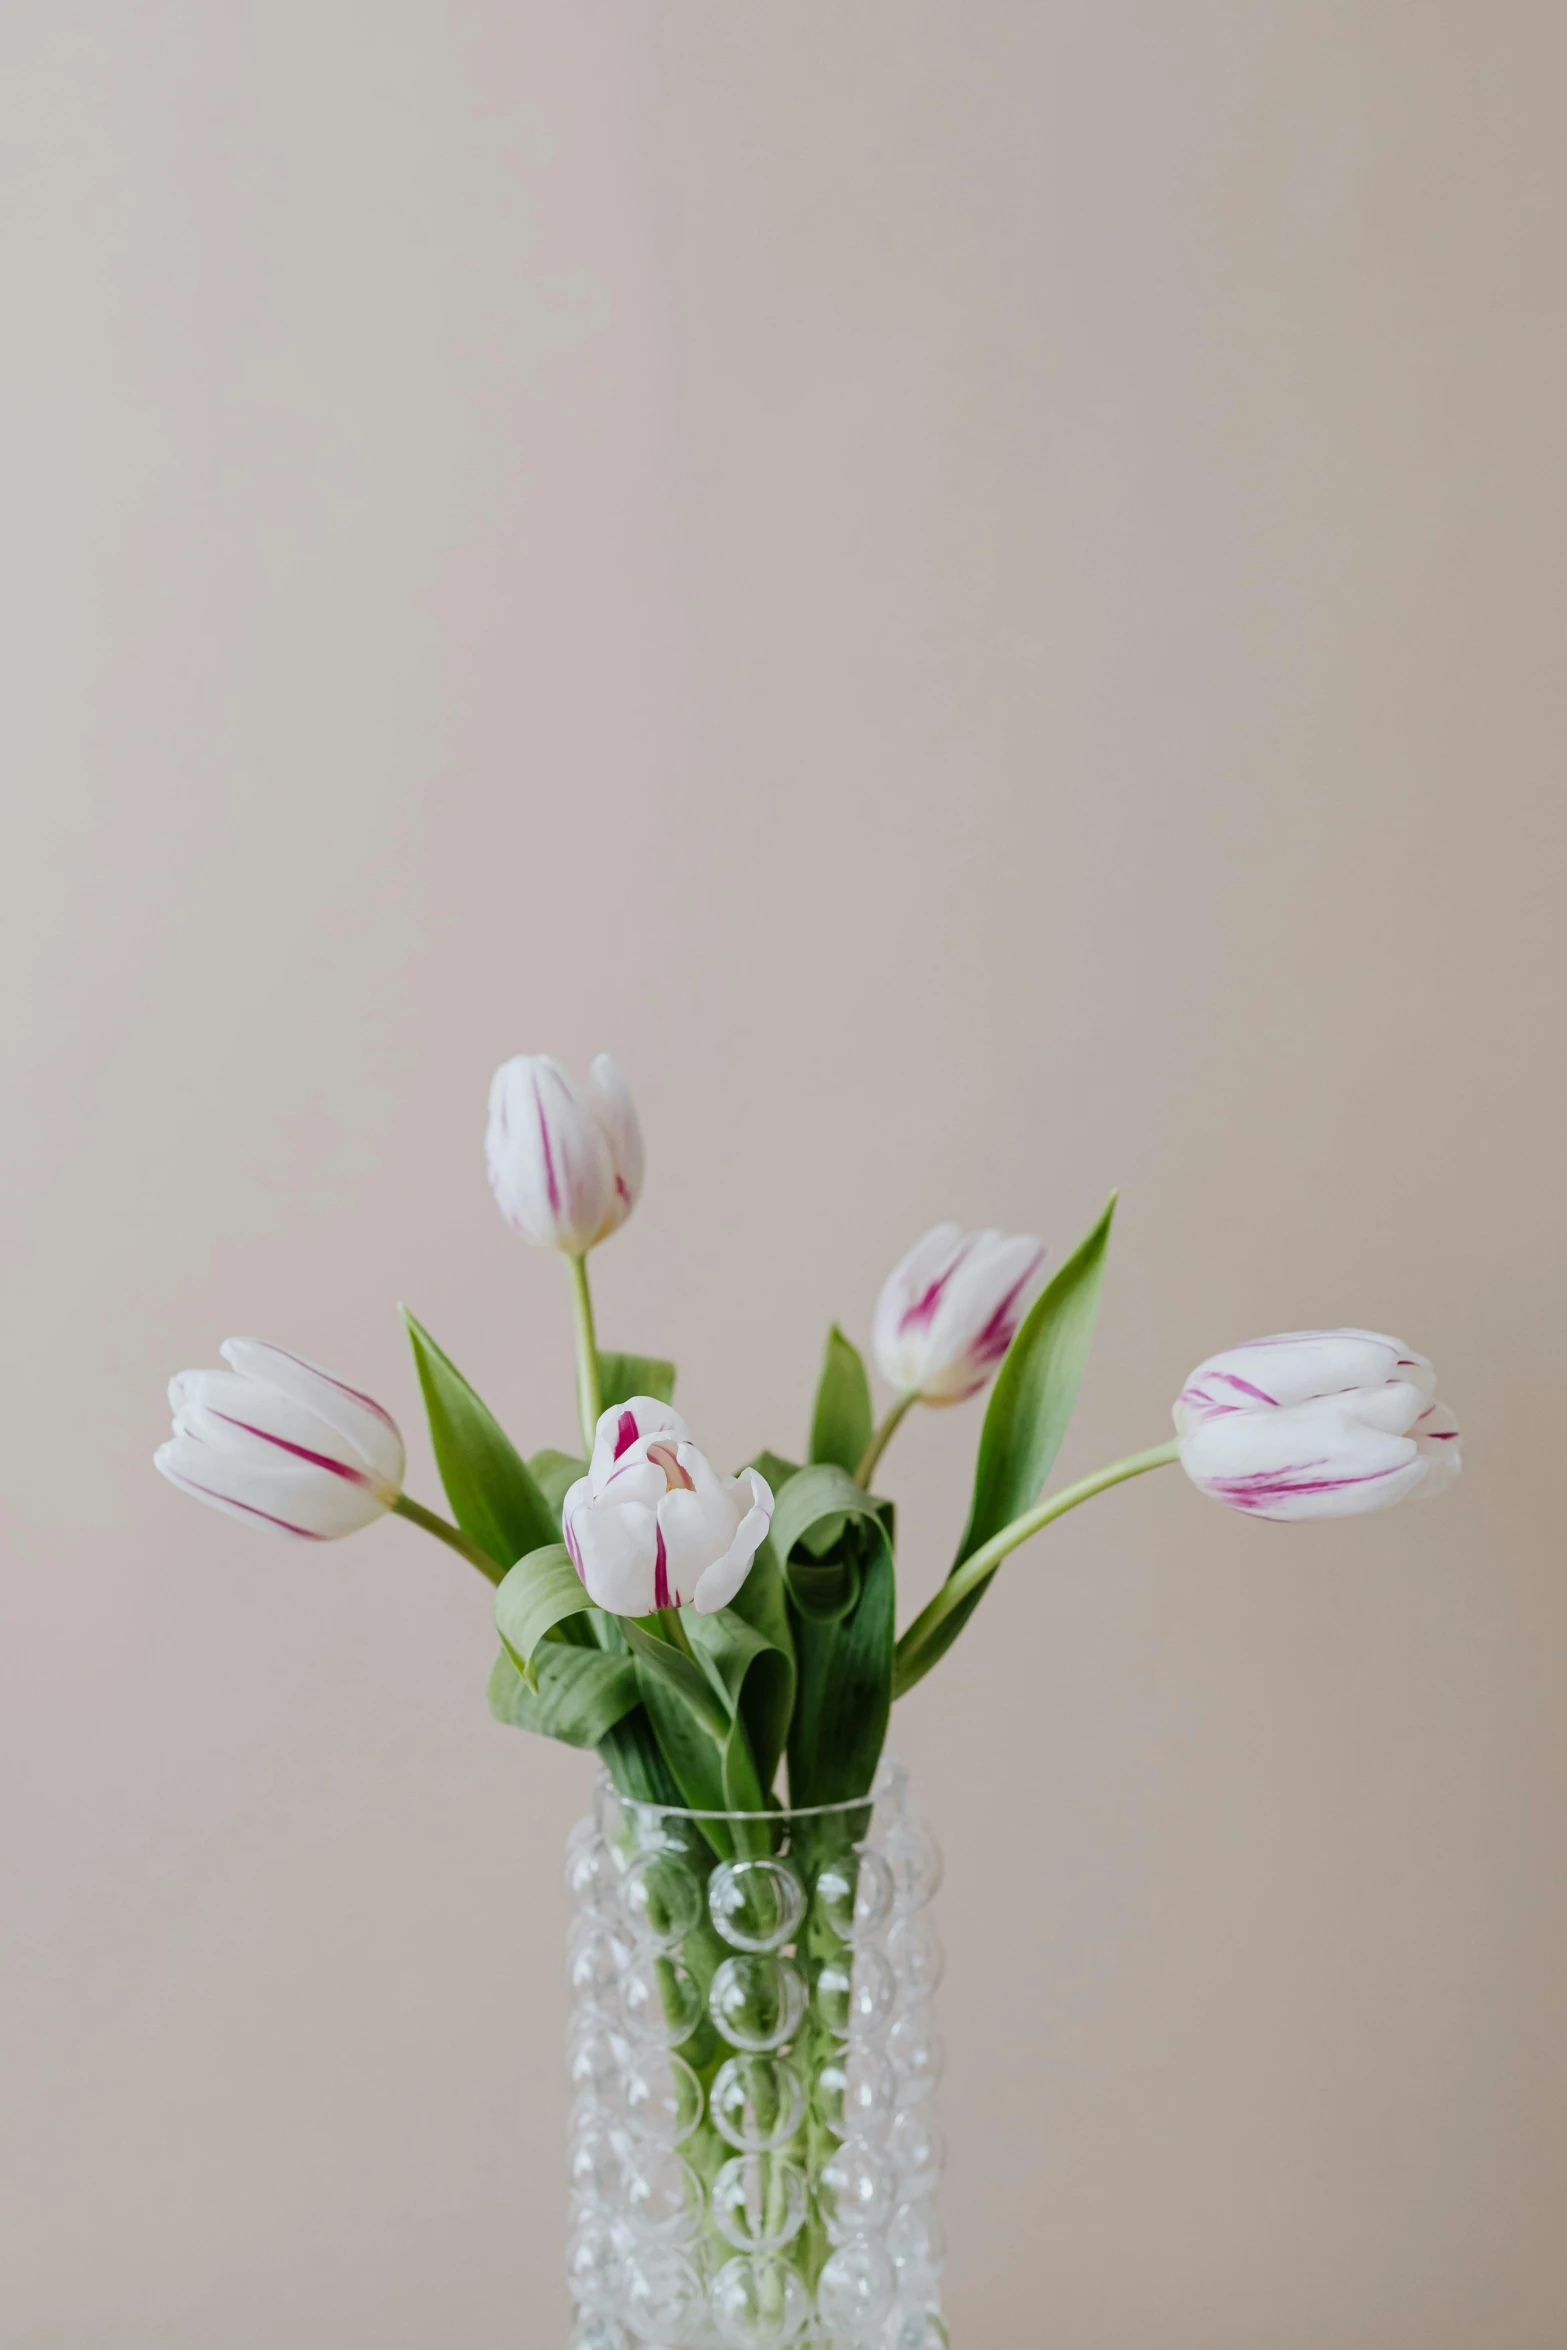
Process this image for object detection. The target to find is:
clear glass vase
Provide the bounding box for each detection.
[563,1761,948,2349]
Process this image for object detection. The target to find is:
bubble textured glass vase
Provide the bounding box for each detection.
[564,1763,947,2349]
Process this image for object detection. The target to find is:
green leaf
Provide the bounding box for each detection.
[488,1644,640,1747]
[621,1620,732,1741]
[764,1462,896,1806]
[808,1326,873,1478]
[912,1194,1117,1682]
[597,1352,677,1411]
[749,1450,802,1495]
[956,1193,1117,1564]
[562,1609,689,1804]
[769,1462,883,1622]
[770,1462,873,1558]
[598,1712,685,1807]
[638,1674,732,1840]
[688,1589,795,1811]
[623,1624,731,1825]
[719,1545,797,1797]
[494,1543,595,1678]
[402,1310,557,1570]
[788,1525,895,1809]
[500,1592,697,1810]
[528,1448,586,1522]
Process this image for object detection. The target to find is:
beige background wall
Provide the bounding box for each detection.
[4,4,1565,2344]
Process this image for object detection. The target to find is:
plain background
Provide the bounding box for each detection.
[3,4,1564,2344]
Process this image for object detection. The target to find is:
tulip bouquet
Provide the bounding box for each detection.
[157,1050,1461,1816]
[155,1053,1460,2347]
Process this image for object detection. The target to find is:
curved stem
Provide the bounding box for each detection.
[893,1438,1182,1697]
[391,1492,506,1587]
[854,1391,918,1489]
[566,1253,602,1453]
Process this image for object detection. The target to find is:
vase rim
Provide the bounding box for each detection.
[597,1754,908,1825]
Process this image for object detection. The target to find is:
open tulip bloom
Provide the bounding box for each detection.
[156,1054,1461,1815]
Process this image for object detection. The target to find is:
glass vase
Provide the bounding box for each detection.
[563,1761,948,2349]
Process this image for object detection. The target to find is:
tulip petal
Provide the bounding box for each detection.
[174,1371,379,1485]
[588,1397,688,1491]
[1179,1392,1427,1521]
[218,1339,406,1488]
[571,1499,661,1614]
[691,1471,775,1614]
[657,1472,745,1605]
[586,1054,645,1236]
[1342,1379,1429,1437]
[1175,1331,1431,1430]
[917,1231,1047,1404]
[155,1433,389,1537]
[486,1055,616,1254]
[872,1221,1045,1404]
[596,1455,666,1511]
[158,1343,403,1541]
[1411,1399,1462,1498]
[561,1476,591,1577]
[871,1224,966,1390]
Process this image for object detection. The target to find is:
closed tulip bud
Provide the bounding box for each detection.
[1174,1329,1461,1521]
[155,1339,405,1538]
[562,1398,774,1617]
[486,1053,643,1255]
[872,1223,1046,1405]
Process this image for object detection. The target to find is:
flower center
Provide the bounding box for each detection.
[647,1440,695,1493]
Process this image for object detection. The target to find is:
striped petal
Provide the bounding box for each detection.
[156,1341,403,1541]
[872,1222,1046,1404]
[485,1053,630,1254]
[155,1433,390,1539]
[564,1430,773,1617]
[586,1054,645,1237]
[1179,1391,1429,1522]
[570,1497,661,1614]
[218,1339,405,1488]
[1175,1331,1433,1431]
[587,1397,689,1493]
[1411,1399,1462,1498]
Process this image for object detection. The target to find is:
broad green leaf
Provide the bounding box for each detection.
[494,1543,595,1677]
[769,1463,875,1566]
[907,1195,1116,1684]
[621,1620,732,1741]
[769,1463,884,1622]
[528,1448,586,1522]
[635,1669,730,1836]
[781,1550,859,1621]
[768,1464,896,1806]
[621,1619,771,1838]
[625,1628,730,1829]
[598,1351,677,1411]
[487,1643,639,1747]
[688,1592,794,1811]
[598,1713,684,1807]
[956,1193,1117,1565]
[719,1544,796,1797]
[808,1326,873,1479]
[402,1310,556,1569]
[788,1525,895,1809]
[749,1450,802,1496]
[551,1606,688,1804]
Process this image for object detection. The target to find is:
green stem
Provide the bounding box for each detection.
[893,1438,1182,1697]
[657,1606,696,1663]
[391,1492,506,1587]
[854,1390,918,1489]
[566,1253,602,1453]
